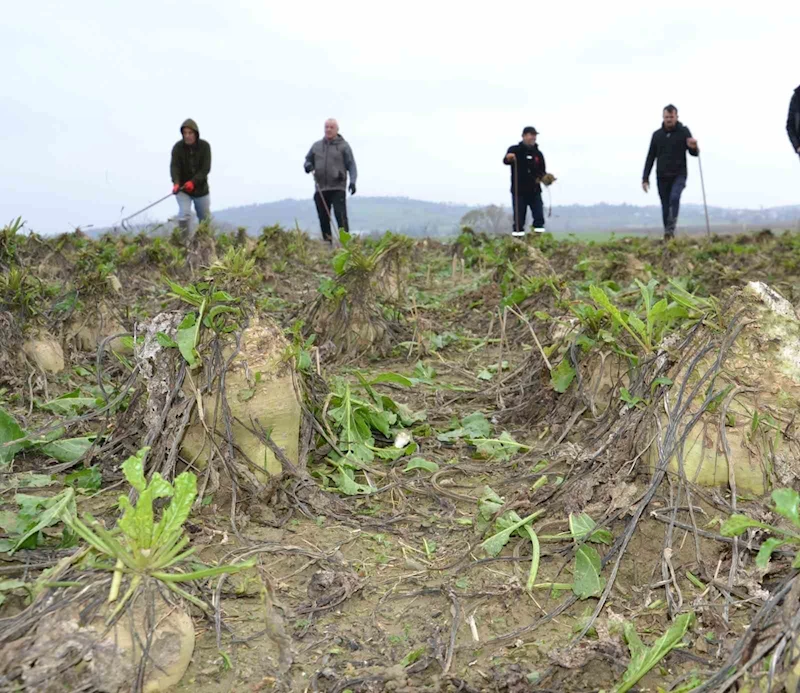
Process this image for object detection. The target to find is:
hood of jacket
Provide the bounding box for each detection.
[180,118,200,137]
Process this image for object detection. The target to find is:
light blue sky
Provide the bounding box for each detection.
[4,0,800,233]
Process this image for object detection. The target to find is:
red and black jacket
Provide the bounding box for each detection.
[504,142,547,194]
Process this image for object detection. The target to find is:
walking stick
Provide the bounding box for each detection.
[512,156,521,237]
[315,182,341,249]
[120,192,174,231]
[698,152,711,238]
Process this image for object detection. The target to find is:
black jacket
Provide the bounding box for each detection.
[170,119,211,198]
[787,86,800,152]
[642,121,698,181]
[504,142,546,194]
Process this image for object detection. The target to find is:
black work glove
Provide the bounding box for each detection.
[304,161,313,174]
[349,183,356,195]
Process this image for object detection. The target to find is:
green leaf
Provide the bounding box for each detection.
[120,448,149,493]
[477,369,493,381]
[480,511,540,557]
[166,279,203,307]
[176,312,200,366]
[461,412,491,438]
[771,488,800,529]
[156,332,179,348]
[237,388,256,402]
[471,431,528,461]
[40,390,100,416]
[403,458,439,474]
[39,436,96,463]
[153,471,197,547]
[65,466,102,491]
[118,472,173,549]
[627,312,648,343]
[550,359,576,394]
[755,537,783,570]
[573,544,605,599]
[0,579,27,606]
[620,388,644,408]
[437,427,466,442]
[613,613,695,693]
[569,513,613,545]
[720,514,772,537]
[0,407,28,467]
[14,473,54,489]
[371,443,416,461]
[369,372,414,388]
[205,305,239,323]
[651,376,673,392]
[400,647,426,667]
[412,362,436,383]
[524,525,541,592]
[11,488,76,554]
[476,486,505,536]
[589,284,648,352]
[332,250,349,275]
[332,465,375,496]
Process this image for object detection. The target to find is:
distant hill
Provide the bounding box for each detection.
[213,197,800,237]
[213,197,474,237]
[87,196,800,239]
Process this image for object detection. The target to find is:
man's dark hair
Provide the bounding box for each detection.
[522,126,538,136]
[663,104,678,113]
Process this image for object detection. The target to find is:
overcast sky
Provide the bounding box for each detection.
[4,0,800,233]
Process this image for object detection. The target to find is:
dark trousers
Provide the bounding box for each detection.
[656,175,686,238]
[314,189,349,242]
[512,189,545,233]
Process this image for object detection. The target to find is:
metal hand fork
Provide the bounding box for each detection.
[315,182,342,248]
[120,192,175,232]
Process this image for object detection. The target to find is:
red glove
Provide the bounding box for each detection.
[172,184,179,194]
[183,181,195,194]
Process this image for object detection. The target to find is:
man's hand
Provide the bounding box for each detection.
[687,137,698,150]
[172,184,180,194]
[796,146,800,154]
[642,181,650,193]
[349,183,356,195]
[304,161,314,173]
[183,181,195,194]
[505,153,516,163]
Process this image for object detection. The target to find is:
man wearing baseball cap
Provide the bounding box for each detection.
[503,126,551,237]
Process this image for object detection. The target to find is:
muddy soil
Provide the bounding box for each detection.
[2,227,800,692]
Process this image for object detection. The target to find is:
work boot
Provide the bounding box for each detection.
[177,218,191,245]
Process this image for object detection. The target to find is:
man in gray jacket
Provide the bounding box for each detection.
[304,119,357,243]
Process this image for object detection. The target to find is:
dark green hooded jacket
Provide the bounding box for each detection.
[170,119,211,198]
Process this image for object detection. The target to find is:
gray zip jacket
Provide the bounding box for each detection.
[304,135,357,191]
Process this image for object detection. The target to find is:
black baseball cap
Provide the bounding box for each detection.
[522,126,538,136]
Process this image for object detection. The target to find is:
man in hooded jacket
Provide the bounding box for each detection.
[787,86,800,158]
[304,118,357,243]
[170,118,212,236]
